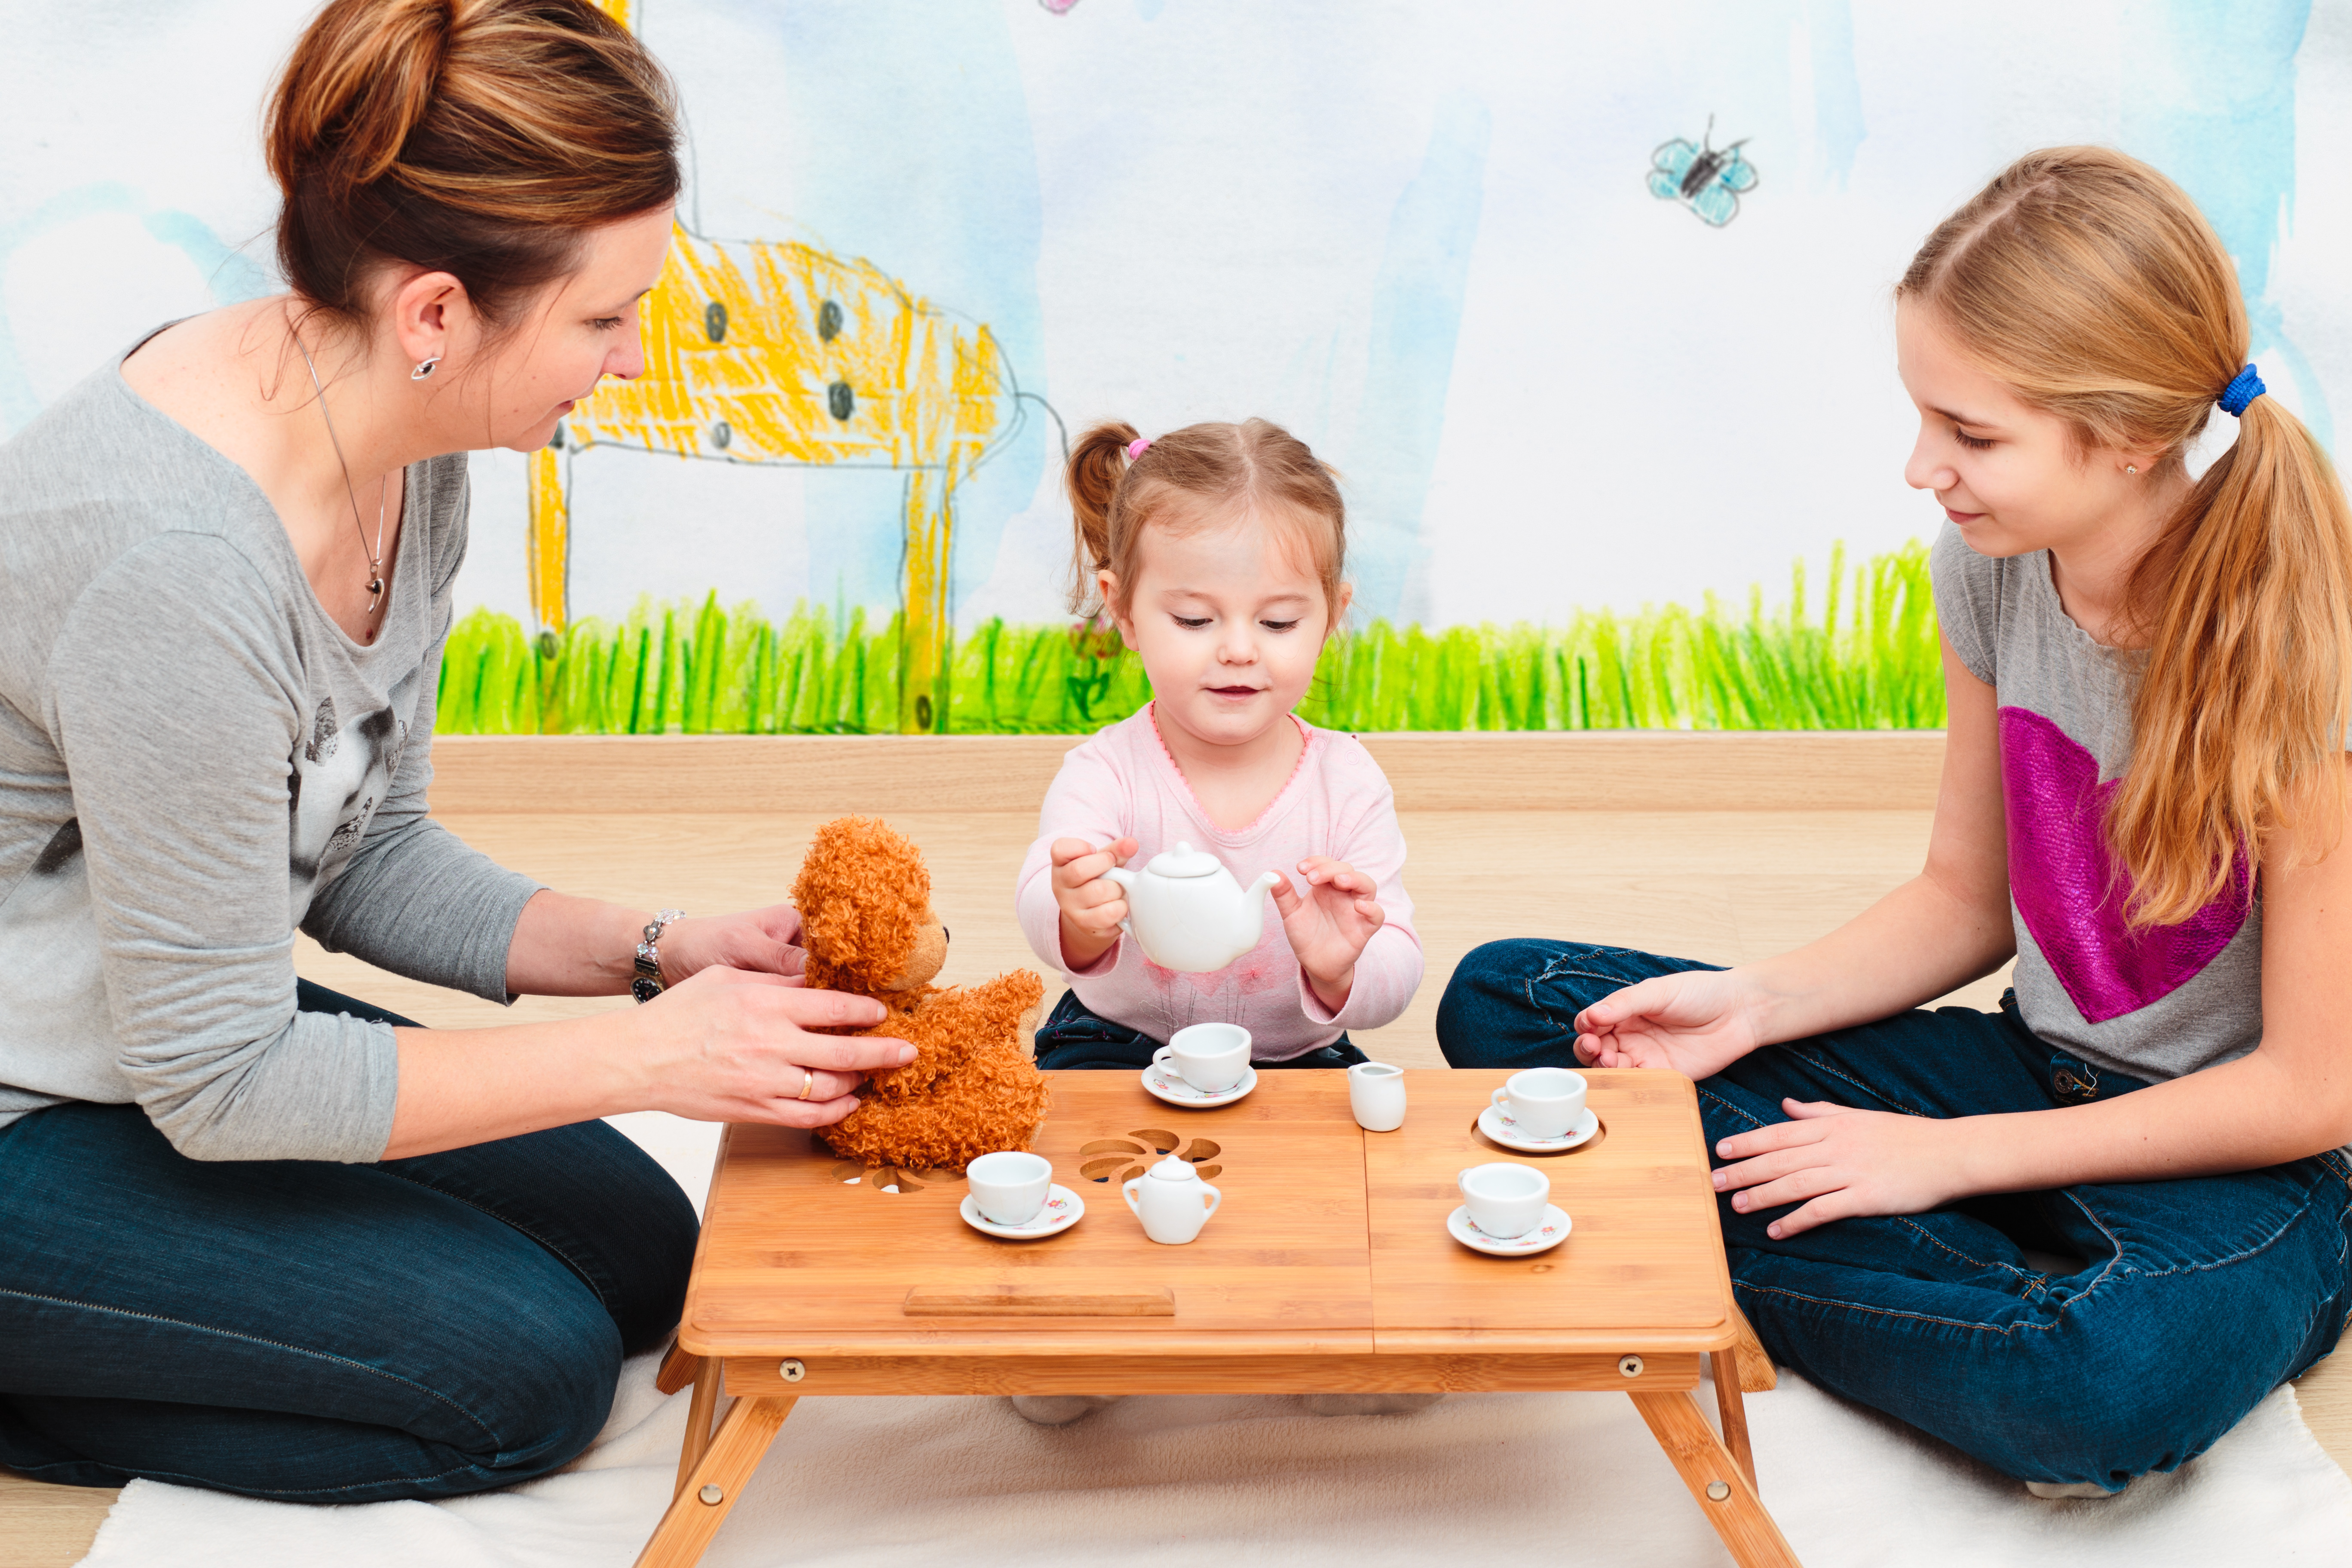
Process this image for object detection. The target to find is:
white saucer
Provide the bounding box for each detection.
[1447,1203,1572,1256]
[1141,1063,1259,1108]
[959,1184,1085,1240]
[1479,1103,1600,1153]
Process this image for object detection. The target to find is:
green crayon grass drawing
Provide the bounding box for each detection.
[435,541,1946,736]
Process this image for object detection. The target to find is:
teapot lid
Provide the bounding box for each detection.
[1143,841,1223,879]
[1146,1154,1199,1180]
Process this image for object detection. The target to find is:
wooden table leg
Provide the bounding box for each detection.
[655,1338,701,1396]
[1631,1390,1801,1568]
[634,1394,796,1568]
[674,1356,726,1501]
[1710,1349,1758,1494]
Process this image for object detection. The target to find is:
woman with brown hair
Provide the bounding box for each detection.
[1440,147,2352,1496]
[0,0,909,1500]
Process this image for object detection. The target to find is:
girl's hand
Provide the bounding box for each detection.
[1712,1099,1963,1239]
[656,903,806,983]
[1049,835,1139,968]
[1272,857,1386,1011]
[635,965,915,1128]
[1571,969,1769,1081]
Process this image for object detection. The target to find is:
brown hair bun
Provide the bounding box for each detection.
[266,0,681,331]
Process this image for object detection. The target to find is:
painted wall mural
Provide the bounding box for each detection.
[3,0,2344,733]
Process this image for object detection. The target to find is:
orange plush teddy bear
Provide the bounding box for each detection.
[790,815,1049,1172]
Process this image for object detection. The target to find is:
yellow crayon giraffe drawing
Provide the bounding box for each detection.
[535,0,1026,733]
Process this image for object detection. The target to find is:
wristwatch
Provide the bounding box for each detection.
[632,909,686,1003]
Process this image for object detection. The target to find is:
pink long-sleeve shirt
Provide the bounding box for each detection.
[1015,706,1423,1060]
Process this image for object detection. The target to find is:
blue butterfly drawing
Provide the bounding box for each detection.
[1648,117,1758,228]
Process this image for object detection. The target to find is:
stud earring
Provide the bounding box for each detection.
[2125,464,2138,476]
[410,356,440,381]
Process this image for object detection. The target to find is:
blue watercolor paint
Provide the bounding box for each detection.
[1345,90,1492,624]
[0,184,273,436]
[1801,0,1865,188]
[761,3,1048,616]
[2122,0,2328,447]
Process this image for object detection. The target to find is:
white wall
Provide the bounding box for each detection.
[4,0,2343,627]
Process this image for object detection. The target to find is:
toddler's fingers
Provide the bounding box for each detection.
[1049,836,1099,868]
[1268,878,1303,917]
[1353,897,1385,927]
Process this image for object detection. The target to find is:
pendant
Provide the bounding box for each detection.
[367,576,384,613]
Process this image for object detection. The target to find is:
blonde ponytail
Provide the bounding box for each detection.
[2113,393,2352,922]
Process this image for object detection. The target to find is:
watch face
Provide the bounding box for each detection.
[631,976,664,1004]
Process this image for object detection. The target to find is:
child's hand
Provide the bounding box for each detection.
[1272,857,1385,1013]
[1049,835,1139,970]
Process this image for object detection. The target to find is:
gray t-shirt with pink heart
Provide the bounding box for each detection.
[1930,523,2264,1084]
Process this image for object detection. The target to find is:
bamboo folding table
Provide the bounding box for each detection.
[637,1070,1797,1568]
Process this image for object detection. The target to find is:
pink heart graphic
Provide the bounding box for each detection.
[1999,707,2249,1023]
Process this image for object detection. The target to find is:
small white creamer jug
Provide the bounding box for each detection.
[1122,1154,1223,1245]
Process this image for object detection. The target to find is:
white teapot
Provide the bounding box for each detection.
[1102,842,1283,974]
[1122,1154,1224,1244]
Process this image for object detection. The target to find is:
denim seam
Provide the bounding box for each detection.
[12,1453,483,1501]
[2068,1180,2337,1283]
[369,1167,614,1318]
[1528,955,1648,1035]
[1733,1279,2063,1339]
[0,1284,499,1446]
[1784,1050,1929,1118]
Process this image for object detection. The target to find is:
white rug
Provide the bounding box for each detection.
[73,1115,2352,1568]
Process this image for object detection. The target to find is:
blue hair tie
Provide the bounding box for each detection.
[2219,363,2266,417]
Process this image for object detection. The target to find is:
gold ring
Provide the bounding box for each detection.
[798,1069,816,1101]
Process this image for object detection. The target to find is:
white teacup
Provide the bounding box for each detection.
[965,1150,1053,1227]
[1492,1067,1587,1139]
[1153,1022,1251,1093]
[1347,1061,1407,1132]
[1457,1162,1550,1239]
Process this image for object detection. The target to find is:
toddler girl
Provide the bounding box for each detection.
[1007,419,1430,1427]
[1015,418,1424,1072]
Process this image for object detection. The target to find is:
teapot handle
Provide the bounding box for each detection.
[1122,1176,1145,1216]
[1197,1182,1222,1219]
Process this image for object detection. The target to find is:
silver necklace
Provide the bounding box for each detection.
[293,334,388,617]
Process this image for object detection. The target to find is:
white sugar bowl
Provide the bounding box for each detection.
[1122,1154,1224,1245]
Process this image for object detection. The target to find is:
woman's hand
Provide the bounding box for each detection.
[1712,1099,1963,1239]
[1571,968,1770,1081]
[634,965,915,1129]
[657,903,806,983]
[1049,835,1139,970]
[1273,857,1386,1013]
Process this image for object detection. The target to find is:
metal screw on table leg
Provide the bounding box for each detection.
[1705,1480,1731,1502]
[698,1484,724,1506]
[780,1359,805,1382]
[1618,1355,1644,1378]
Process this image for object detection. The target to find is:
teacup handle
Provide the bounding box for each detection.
[1197,1182,1222,1219]
[1458,1168,1474,1199]
[1491,1087,1511,1112]
[1123,1176,1145,1216]
[1151,1045,1177,1073]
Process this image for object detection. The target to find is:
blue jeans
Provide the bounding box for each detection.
[0,983,698,1501]
[1032,989,1368,1072]
[1437,939,2352,1491]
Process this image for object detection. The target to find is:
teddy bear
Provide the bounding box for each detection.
[790,815,1050,1173]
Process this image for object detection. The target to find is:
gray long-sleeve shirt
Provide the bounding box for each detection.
[0,347,542,1161]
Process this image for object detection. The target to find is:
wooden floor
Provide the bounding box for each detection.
[6,737,2349,1563]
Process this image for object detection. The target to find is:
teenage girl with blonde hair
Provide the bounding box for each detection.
[1440,147,2352,1495]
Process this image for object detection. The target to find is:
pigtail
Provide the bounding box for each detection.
[2113,394,2352,924]
[1065,420,1142,616]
